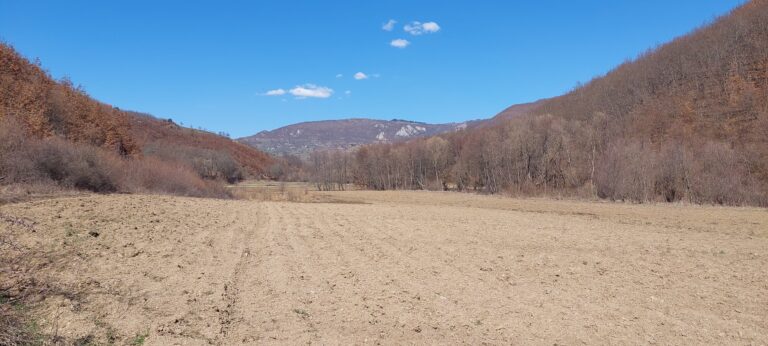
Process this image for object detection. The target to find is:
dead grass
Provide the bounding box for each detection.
[0,233,48,346]
[229,181,369,204]
[229,182,310,202]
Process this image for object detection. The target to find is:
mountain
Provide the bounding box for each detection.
[239,118,480,156]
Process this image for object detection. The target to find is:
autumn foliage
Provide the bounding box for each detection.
[308,1,768,206]
[0,42,273,197]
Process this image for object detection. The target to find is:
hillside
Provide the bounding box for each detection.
[526,0,768,155]
[239,118,479,156]
[0,43,275,197]
[484,99,549,125]
[310,0,768,206]
[126,112,273,176]
[0,43,273,177]
[0,44,136,155]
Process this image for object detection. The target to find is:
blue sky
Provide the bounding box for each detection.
[0,1,746,137]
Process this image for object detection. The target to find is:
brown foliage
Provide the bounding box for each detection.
[0,117,230,198]
[306,1,768,206]
[127,112,273,177]
[0,43,136,155]
[0,42,273,181]
[0,40,278,197]
[120,157,230,197]
[143,142,244,183]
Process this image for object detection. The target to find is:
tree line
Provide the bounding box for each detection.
[304,113,765,206]
[299,1,768,206]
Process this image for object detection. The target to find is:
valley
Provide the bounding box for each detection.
[2,1,767,345]
[2,187,766,344]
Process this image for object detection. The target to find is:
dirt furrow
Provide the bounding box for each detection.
[215,202,267,343]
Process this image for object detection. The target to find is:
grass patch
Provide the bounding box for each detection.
[0,301,45,346]
[129,331,149,345]
[292,308,310,319]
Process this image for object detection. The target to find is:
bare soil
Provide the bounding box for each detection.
[1,189,767,344]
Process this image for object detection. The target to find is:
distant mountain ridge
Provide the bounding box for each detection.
[239,118,482,156]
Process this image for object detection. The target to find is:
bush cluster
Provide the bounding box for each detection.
[0,117,231,198]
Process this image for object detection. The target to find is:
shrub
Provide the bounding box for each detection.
[0,117,36,184]
[143,143,244,183]
[687,142,747,205]
[0,116,230,198]
[120,157,230,198]
[32,138,120,192]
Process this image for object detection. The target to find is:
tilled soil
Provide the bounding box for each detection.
[1,191,767,344]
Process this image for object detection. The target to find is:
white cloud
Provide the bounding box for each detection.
[390,38,410,48]
[289,84,333,99]
[354,72,368,80]
[404,21,440,35]
[264,88,286,96]
[335,73,343,78]
[345,90,351,95]
[422,21,440,33]
[382,19,397,31]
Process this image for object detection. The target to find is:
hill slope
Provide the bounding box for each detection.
[485,99,549,125]
[515,0,768,185]
[0,44,136,155]
[126,112,273,175]
[239,118,478,156]
[317,0,768,205]
[0,42,274,197]
[0,43,273,177]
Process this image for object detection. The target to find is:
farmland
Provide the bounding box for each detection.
[2,187,767,344]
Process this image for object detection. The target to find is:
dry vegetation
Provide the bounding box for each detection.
[0,42,274,200]
[228,180,359,203]
[0,116,230,199]
[304,1,768,206]
[126,111,273,176]
[0,188,766,344]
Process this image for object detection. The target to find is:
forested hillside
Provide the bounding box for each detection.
[126,112,273,177]
[0,43,273,197]
[309,0,768,206]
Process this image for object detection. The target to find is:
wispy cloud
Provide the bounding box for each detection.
[382,19,397,31]
[404,21,440,35]
[354,72,369,80]
[335,73,343,78]
[289,84,333,99]
[264,88,286,96]
[390,38,410,48]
